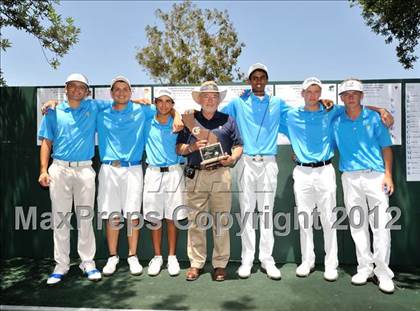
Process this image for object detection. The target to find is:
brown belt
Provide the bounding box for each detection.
[190,164,224,171]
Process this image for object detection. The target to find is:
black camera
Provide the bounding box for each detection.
[184,166,196,179]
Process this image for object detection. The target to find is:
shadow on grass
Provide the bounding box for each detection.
[221,296,256,310]
[150,294,189,310]
[1,258,142,309]
[1,259,418,310]
[394,266,420,290]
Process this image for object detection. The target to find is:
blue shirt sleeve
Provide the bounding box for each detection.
[143,118,153,142]
[221,98,237,119]
[228,116,243,146]
[374,115,393,147]
[277,100,291,136]
[330,105,345,118]
[279,100,291,136]
[278,123,290,137]
[143,104,157,120]
[331,119,339,150]
[280,100,292,117]
[38,109,56,141]
[92,99,113,111]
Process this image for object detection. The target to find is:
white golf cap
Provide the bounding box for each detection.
[339,79,363,95]
[302,77,322,90]
[111,75,131,90]
[247,63,269,79]
[155,88,175,102]
[65,73,89,86]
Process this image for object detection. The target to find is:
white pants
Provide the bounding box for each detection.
[342,170,394,279]
[143,165,187,221]
[98,164,143,219]
[237,155,278,265]
[48,160,96,274]
[293,164,338,269]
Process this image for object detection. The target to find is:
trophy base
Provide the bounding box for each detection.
[200,155,229,166]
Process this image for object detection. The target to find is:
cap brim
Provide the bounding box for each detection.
[192,90,227,104]
[339,88,363,95]
[248,69,268,79]
[155,95,175,102]
[111,79,131,90]
[192,91,200,104]
[303,82,322,90]
[66,80,88,86]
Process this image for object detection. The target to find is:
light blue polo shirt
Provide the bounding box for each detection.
[222,92,291,155]
[38,99,109,161]
[97,101,155,162]
[333,106,392,172]
[145,116,183,166]
[281,104,344,163]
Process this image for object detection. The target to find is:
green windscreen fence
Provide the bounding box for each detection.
[1,80,419,266]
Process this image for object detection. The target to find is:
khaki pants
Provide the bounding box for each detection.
[186,167,232,269]
[49,160,96,273]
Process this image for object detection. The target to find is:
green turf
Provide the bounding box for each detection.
[1,258,419,310]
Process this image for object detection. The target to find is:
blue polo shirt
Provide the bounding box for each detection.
[333,106,392,172]
[222,92,290,155]
[97,101,155,162]
[145,116,183,166]
[38,99,109,161]
[176,110,243,166]
[280,104,344,163]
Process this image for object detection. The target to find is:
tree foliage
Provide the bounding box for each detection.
[0,0,80,85]
[136,0,245,84]
[351,0,420,69]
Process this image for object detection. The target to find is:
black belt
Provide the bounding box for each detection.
[147,164,181,172]
[296,159,332,168]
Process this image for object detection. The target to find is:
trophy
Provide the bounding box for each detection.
[182,111,229,167]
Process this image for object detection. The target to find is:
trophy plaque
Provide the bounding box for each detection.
[182,110,229,167]
[199,142,228,166]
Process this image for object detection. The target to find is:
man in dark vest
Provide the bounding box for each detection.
[176,81,243,282]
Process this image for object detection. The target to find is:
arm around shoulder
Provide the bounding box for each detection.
[366,105,394,128]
